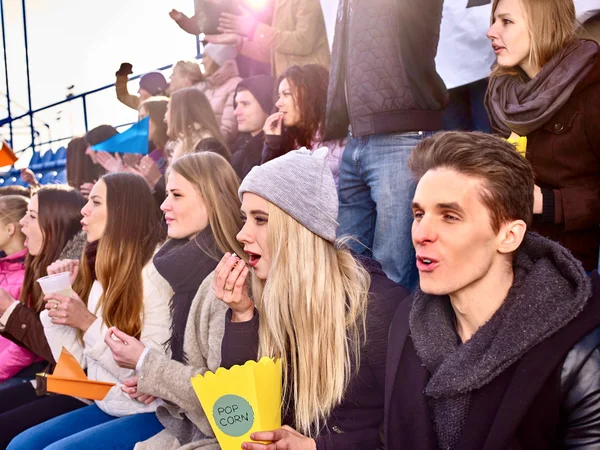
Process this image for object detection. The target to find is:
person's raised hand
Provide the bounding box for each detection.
[204,33,242,46]
[218,5,255,37]
[95,152,123,173]
[213,253,253,322]
[115,62,133,77]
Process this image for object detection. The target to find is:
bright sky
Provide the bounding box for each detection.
[0,0,337,165]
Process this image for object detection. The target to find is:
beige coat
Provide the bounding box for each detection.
[134,273,227,450]
[240,0,330,77]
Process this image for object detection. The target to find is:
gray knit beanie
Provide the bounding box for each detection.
[238,148,338,242]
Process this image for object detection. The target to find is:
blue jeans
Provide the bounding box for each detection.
[337,131,432,290]
[8,404,164,450]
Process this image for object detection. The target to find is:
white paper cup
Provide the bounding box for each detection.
[37,272,73,296]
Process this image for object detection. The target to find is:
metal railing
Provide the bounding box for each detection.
[0,0,202,157]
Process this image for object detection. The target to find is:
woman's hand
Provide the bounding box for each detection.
[218,6,256,37]
[533,185,543,214]
[204,33,242,46]
[45,291,96,332]
[104,327,146,370]
[213,253,254,322]
[96,152,123,173]
[121,376,156,405]
[0,288,17,316]
[47,259,79,286]
[242,426,317,450]
[20,168,39,187]
[263,112,283,136]
[125,156,161,189]
[169,8,185,22]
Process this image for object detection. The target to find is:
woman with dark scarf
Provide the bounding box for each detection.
[485,0,600,272]
[104,152,246,450]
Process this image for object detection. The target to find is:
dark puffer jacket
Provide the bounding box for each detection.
[325,0,448,140]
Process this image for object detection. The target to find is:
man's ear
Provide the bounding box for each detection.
[497,220,527,255]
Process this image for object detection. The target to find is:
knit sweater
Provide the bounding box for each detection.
[134,272,227,450]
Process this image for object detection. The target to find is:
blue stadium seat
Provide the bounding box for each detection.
[15,177,28,187]
[28,151,44,171]
[54,169,67,184]
[54,147,67,167]
[40,171,58,185]
[3,177,17,186]
[41,150,57,170]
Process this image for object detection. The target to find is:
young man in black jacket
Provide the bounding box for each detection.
[385,131,600,449]
[230,75,275,180]
[325,0,448,290]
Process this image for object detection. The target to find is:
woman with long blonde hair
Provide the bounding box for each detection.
[485,0,600,271]
[166,88,230,162]
[214,149,410,448]
[104,152,246,449]
[6,173,172,450]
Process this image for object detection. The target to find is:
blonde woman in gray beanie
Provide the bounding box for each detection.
[213,148,410,449]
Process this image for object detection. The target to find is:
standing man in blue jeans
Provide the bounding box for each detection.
[324,0,448,289]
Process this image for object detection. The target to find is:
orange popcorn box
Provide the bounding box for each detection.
[44,347,114,401]
[191,357,282,450]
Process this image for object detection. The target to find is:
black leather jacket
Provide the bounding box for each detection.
[560,326,600,447]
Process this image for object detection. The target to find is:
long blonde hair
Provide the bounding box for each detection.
[251,202,370,437]
[169,152,245,257]
[491,0,578,77]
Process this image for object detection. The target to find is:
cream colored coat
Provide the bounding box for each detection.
[240,0,330,77]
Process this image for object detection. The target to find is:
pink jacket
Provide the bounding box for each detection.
[195,60,242,144]
[0,249,40,382]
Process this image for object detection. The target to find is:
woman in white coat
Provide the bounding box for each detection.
[7,172,172,450]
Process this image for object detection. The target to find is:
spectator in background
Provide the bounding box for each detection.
[122,97,170,193]
[325,0,447,289]
[385,131,600,450]
[168,0,272,77]
[196,44,242,144]
[485,0,600,272]
[169,48,240,144]
[6,173,171,450]
[167,88,230,162]
[263,64,345,185]
[437,1,494,132]
[0,186,86,449]
[207,0,330,77]
[231,74,275,179]
[66,136,106,197]
[0,196,40,390]
[115,64,168,111]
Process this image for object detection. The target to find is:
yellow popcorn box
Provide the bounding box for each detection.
[507,132,527,157]
[191,357,282,450]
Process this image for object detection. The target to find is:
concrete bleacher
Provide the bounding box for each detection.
[0,147,67,186]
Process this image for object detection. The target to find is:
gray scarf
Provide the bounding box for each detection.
[486,39,598,137]
[409,233,591,450]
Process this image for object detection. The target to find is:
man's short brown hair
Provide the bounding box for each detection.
[409,131,534,233]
